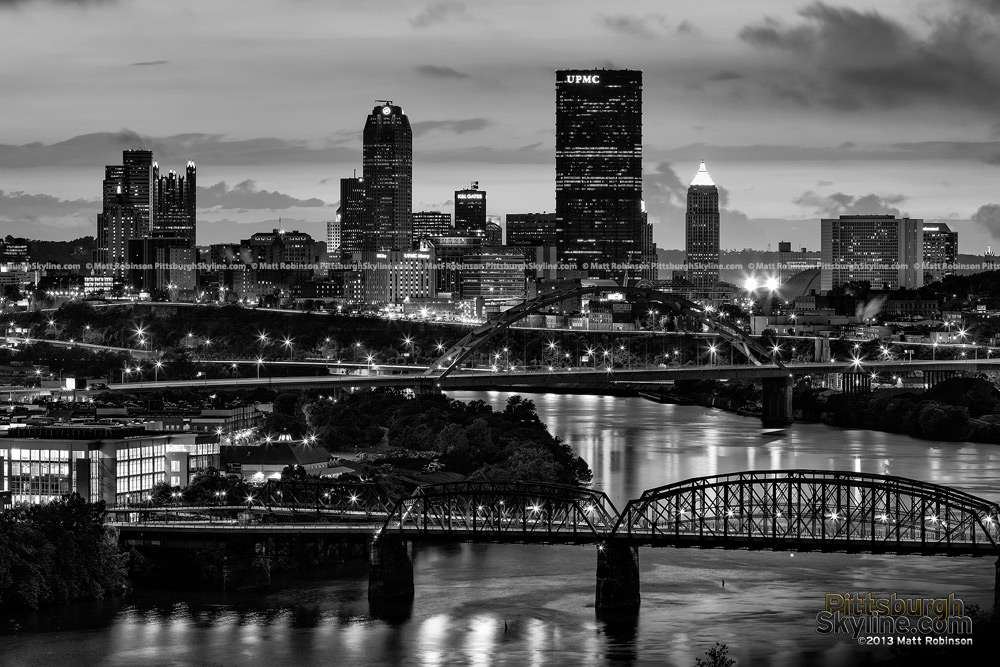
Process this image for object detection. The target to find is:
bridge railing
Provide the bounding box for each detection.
[378,481,619,543]
[611,470,1000,555]
[248,479,393,519]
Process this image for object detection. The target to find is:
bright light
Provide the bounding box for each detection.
[764,276,779,291]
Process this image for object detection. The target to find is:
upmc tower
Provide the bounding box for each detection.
[555,69,652,284]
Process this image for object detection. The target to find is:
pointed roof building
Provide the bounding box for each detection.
[690,160,715,187]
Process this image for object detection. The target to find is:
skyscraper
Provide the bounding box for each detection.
[154,161,197,243]
[922,222,958,284]
[96,149,155,277]
[122,149,155,237]
[454,182,487,238]
[820,215,924,290]
[555,69,643,284]
[363,101,412,251]
[326,217,341,255]
[339,176,365,253]
[684,161,720,292]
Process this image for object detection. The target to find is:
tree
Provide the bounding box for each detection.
[281,464,308,481]
[695,643,735,667]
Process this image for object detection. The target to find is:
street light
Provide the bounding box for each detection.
[256,357,264,379]
[154,361,163,382]
[282,336,293,360]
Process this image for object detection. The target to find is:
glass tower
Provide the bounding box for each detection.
[363,101,412,251]
[685,161,720,292]
[555,69,643,284]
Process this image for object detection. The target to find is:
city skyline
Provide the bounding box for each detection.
[2,0,1000,254]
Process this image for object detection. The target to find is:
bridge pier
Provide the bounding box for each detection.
[761,376,794,427]
[995,556,1000,612]
[595,544,640,610]
[368,537,414,601]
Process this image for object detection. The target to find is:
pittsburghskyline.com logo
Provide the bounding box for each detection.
[816,593,974,647]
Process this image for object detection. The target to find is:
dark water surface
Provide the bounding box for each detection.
[5,391,998,666]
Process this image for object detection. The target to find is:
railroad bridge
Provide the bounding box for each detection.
[110,470,1000,610]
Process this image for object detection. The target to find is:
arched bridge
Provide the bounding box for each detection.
[424,286,786,381]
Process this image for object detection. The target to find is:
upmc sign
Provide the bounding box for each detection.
[566,74,600,84]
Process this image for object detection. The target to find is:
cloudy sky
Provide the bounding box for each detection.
[2,0,1000,252]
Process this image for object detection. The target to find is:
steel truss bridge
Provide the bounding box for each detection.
[112,471,1000,555]
[109,471,1000,609]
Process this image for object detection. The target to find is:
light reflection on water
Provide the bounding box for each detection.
[5,392,998,667]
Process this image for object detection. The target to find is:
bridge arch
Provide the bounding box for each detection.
[611,469,1000,555]
[377,481,619,543]
[423,286,784,380]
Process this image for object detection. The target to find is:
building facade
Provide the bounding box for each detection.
[922,222,958,284]
[412,211,452,243]
[555,69,644,284]
[820,215,924,291]
[685,161,720,293]
[454,183,487,238]
[363,101,412,251]
[153,162,196,243]
[326,217,341,256]
[339,176,366,253]
[506,212,558,247]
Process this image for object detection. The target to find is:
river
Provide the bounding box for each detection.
[5,391,999,666]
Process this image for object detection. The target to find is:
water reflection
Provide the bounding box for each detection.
[4,393,998,667]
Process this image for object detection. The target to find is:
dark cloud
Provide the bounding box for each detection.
[793,191,907,217]
[738,1,1000,112]
[0,0,114,7]
[131,60,168,67]
[708,71,743,81]
[414,64,469,79]
[410,118,491,137]
[656,140,1000,164]
[0,189,96,226]
[0,130,361,167]
[643,162,749,236]
[971,203,1000,240]
[596,13,668,39]
[198,180,327,210]
[676,20,701,36]
[410,1,465,28]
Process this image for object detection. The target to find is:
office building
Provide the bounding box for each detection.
[685,161,720,293]
[127,236,196,295]
[555,69,644,284]
[820,215,923,291]
[363,249,436,304]
[412,211,452,243]
[507,212,558,247]
[455,182,487,238]
[922,222,958,283]
[461,246,527,303]
[96,150,154,277]
[339,176,366,253]
[363,101,412,251]
[326,217,341,256]
[422,235,482,295]
[154,162,197,243]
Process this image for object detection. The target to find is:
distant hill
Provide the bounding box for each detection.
[4,235,97,266]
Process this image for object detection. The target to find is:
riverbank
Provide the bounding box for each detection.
[665,376,1000,444]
